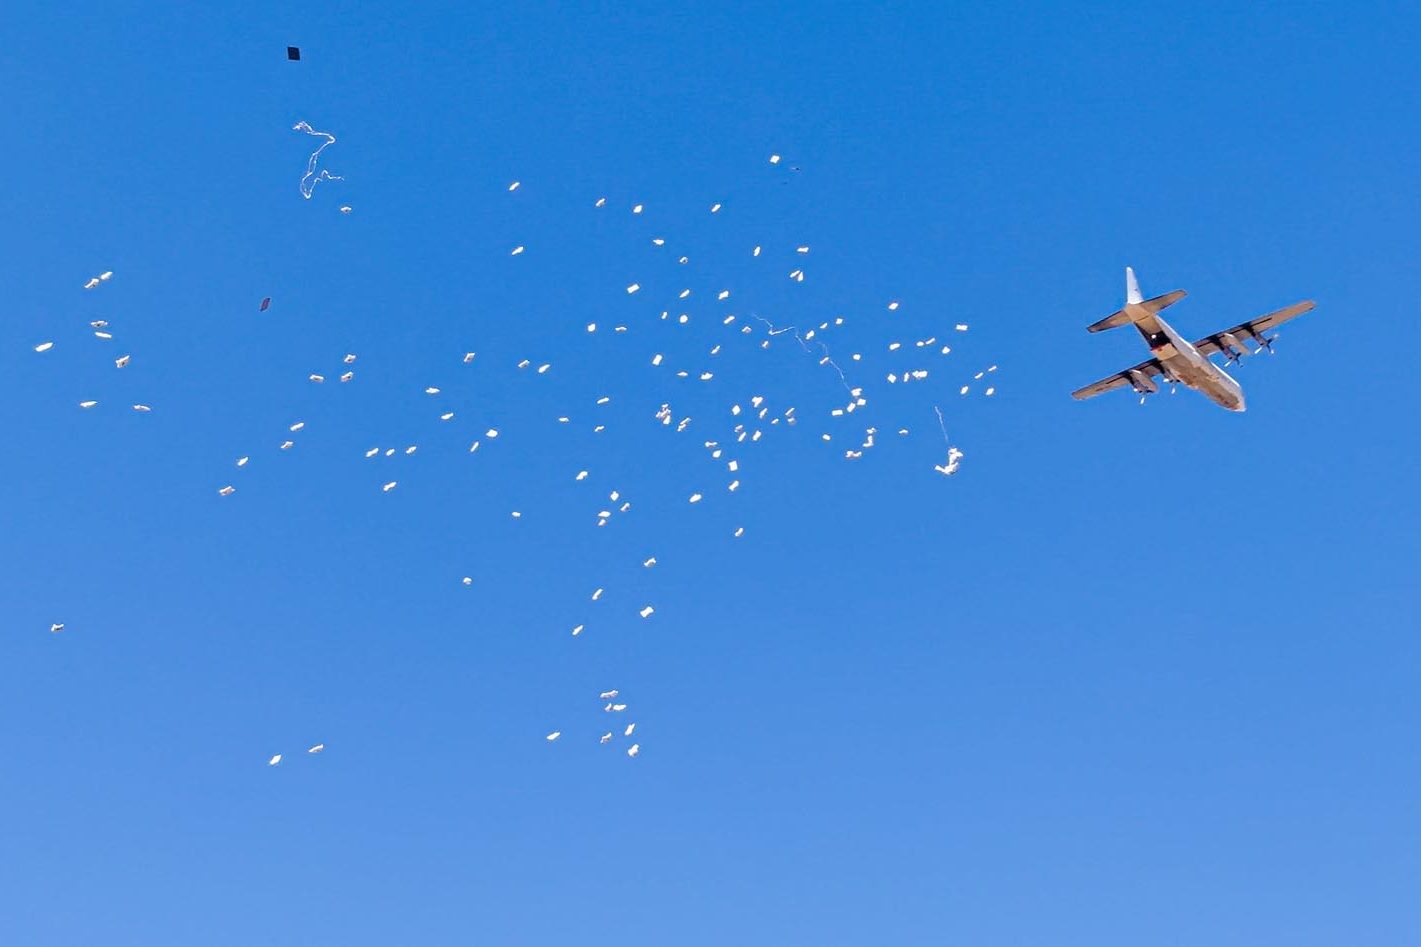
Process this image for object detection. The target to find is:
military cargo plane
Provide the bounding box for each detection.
[1072,268,1315,411]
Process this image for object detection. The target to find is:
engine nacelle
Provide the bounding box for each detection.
[1220,332,1248,358]
[1127,369,1158,394]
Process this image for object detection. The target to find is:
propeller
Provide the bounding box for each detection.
[1258,333,1277,353]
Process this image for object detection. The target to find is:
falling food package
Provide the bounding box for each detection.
[24,113,1030,773]
[287,46,301,61]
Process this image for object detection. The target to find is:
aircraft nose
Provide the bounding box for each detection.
[1231,393,1247,412]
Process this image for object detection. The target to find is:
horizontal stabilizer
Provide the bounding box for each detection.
[1141,289,1187,313]
[1088,309,1134,332]
[1086,289,1188,332]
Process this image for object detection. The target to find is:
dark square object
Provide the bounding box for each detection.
[287,46,301,61]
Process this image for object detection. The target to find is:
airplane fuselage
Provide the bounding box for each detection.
[1127,305,1245,412]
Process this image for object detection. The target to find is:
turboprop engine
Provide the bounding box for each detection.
[1126,369,1158,394]
[1220,332,1250,362]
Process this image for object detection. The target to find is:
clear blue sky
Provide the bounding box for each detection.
[2,2,1417,944]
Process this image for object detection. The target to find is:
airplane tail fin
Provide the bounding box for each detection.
[1087,268,1188,332]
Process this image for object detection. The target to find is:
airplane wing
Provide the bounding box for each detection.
[1071,356,1166,400]
[1193,300,1316,356]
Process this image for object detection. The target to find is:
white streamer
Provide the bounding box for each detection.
[292,121,344,199]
